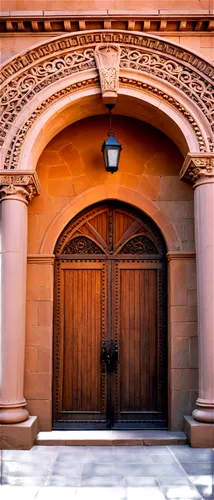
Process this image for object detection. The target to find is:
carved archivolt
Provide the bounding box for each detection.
[4,77,99,170]
[0,31,214,170]
[3,77,208,171]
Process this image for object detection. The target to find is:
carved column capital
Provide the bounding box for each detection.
[0,171,41,204]
[180,153,214,186]
[95,43,121,105]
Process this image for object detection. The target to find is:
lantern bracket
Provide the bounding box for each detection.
[105,103,115,135]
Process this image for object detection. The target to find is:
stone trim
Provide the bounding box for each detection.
[27,254,55,265]
[0,171,41,202]
[0,11,213,34]
[166,252,196,261]
[4,77,99,170]
[180,153,214,184]
[3,76,207,172]
[0,30,213,171]
[0,31,213,160]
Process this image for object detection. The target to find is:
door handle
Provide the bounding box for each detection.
[101,340,118,373]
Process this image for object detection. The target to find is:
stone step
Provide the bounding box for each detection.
[36,430,188,446]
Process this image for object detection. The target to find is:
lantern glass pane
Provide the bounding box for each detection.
[104,147,108,166]
[108,148,119,167]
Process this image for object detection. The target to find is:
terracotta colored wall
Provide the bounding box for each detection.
[1,0,212,10]
[25,114,197,431]
[28,115,194,254]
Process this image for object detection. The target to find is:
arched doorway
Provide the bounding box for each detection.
[53,201,167,429]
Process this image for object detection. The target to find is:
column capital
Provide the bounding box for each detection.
[180,153,214,186]
[0,171,41,204]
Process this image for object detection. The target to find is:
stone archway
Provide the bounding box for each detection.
[0,29,213,175]
[0,32,213,446]
[53,200,168,430]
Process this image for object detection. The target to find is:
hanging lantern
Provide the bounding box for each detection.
[101,105,122,174]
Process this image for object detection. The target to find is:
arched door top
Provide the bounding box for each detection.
[55,201,167,257]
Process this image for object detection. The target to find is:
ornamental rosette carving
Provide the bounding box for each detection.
[180,154,214,184]
[119,235,158,254]
[63,236,104,254]
[0,172,41,202]
[95,44,121,104]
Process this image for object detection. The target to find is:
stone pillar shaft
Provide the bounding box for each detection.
[0,197,29,423]
[193,177,214,422]
[0,172,40,424]
[180,154,214,423]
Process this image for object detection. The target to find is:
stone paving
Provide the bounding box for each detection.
[0,445,213,499]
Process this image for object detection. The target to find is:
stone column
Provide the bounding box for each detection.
[180,153,214,424]
[0,172,40,424]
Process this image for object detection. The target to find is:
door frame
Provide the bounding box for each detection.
[52,200,168,430]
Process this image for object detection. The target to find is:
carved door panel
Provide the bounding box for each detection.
[53,261,108,428]
[53,201,167,429]
[112,261,167,429]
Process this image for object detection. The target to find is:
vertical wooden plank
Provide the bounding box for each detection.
[116,264,160,420]
[61,265,106,418]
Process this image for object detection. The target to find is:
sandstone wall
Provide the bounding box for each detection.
[1,0,213,10]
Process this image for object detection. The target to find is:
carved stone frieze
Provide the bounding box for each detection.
[0,32,213,147]
[0,31,213,170]
[95,44,121,104]
[180,153,214,184]
[0,172,41,202]
[3,76,207,171]
[1,32,214,87]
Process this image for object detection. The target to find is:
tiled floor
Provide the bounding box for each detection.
[0,445,213,499]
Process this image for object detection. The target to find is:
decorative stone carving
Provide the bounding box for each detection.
[180,153,214,184]
[95,44,121,104]
[0,31,213,170]
[0,32,213,144]
[3,77,207,171]
[120,48,214,131]
[0,172,41,202]
[3,77,99,170]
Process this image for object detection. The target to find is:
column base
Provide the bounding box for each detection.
[192,408,214,423]
[0,416,38,450]
[184,416,214,448]
[192,398,214,423]
[0,406,29,424]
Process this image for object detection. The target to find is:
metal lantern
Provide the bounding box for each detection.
[102,105,122,174]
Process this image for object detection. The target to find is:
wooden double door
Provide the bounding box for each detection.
[53,202,167,429]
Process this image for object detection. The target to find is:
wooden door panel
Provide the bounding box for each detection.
[53,202,167,430]
[63,268,101,412]
[53,260,108,428]
[113,261,166,428]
